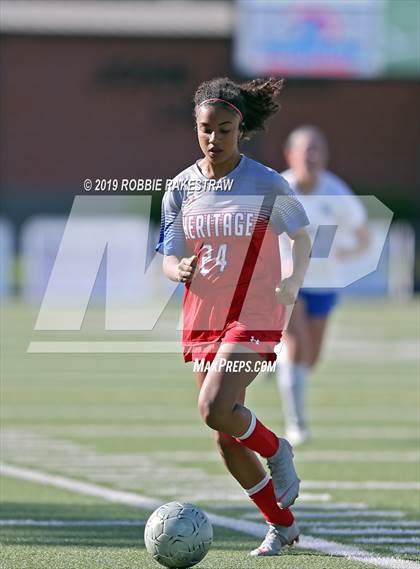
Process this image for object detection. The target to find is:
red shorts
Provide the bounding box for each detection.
[183,321,282,364]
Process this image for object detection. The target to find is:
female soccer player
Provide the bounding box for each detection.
[157,77,311,556]
[276,126,370,446]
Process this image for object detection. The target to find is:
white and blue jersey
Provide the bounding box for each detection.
[281,168,367,316]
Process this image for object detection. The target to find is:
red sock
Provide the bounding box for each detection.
[247,478,294,526]
[236,416,279,458]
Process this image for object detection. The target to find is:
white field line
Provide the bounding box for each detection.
[7,447,416,464]
[392,548,420,555]
[0,463,160,509]
[309,529,420,536]
[282,492,332,503]
[311,428,418,441]
[4,442,419,467]
[150,450,420,462]
[27,341,181,353]
[2,463,419,569]
[180,492,332,503]
[201,513,420,569]
[301,522,420,528]
[324,339,418,361]
[3,405,417,423]
[294,503,369,510]
[27,339,418,360]
[209,502,368,511]
[4,423,418,442]
[296,452,420,463]
[359,539,420,545]
[2,430,418,502]
[296,512,405,519]
[0,519,145,527]
[34,425,418,440]
[6,448,419,466]
[303,481,420,491]
[302,409,419,422]
[245,511,406,520]
[1,429,242,500]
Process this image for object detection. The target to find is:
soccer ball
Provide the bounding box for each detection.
[144,501,213,568]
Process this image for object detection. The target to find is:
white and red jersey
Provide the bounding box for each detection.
[157,155,309,348]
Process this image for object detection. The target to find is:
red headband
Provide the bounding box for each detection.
[197,98,243,122]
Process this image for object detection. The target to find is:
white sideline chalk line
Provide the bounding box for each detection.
[3,405,415,420]
[0,519,145,527]
[147,450,420,462]
[296,452,420,462]
[310,529,420,536]
[0,463,159,509]
[5,429,417,504]
[301,522,420,528]
[303,481,420,490]
[27,341,181,353]
[201,513,420,569]
[31,424,418,440]
[294,502,370,509]
[26,339,418,360]
[0,519,420,536]
[245,511,405,520]
[1,463,419,569]
[209,501,368,511]
[166,492,332,503]
[392,548,420,555]
[6,436,419,463]
[360,539,420,545]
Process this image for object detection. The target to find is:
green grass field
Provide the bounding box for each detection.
[1,298,419,568]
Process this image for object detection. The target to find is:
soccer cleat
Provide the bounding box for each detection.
[266,438,300,508]
[286,426,311,447]
[249,521,300,556]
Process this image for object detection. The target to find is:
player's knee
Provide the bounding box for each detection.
[198,396,216,428]
[198,397,229,430]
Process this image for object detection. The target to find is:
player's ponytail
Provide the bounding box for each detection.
[193,76,284,140]
[239,77,284,139]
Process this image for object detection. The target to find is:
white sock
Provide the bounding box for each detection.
[236,410,256,440]
[276,345,309,432]
[244,474,270,497]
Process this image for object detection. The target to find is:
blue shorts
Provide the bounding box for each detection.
[298,290,339,318]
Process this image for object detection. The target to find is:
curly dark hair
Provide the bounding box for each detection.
[193,76,284,139]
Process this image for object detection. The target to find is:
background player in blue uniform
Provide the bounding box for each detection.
[276,126,370,446]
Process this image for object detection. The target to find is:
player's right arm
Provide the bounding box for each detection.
[163,254,198,283]
[329,173,371,260]
[156,184,193,282]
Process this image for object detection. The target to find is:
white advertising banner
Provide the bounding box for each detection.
[234,0,386,78]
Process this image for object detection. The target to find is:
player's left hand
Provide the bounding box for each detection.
[275,277,300,305]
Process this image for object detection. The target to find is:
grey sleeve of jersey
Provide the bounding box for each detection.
[271,174,309,236]
[155,189,186,257]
